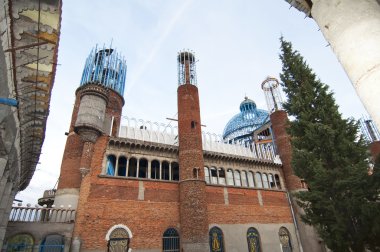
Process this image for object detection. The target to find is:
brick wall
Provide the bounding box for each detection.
[58,86,123,190]
[57,90,83,190]
[270,110,302,191]
[370,141,380,161]
[206,186,293,224]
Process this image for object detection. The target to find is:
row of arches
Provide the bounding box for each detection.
[204,166,282,189]
[107,224,292,252]
[6,233,64,252]
[105,155,179,181]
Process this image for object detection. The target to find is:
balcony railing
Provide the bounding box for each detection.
[9,205,75,223]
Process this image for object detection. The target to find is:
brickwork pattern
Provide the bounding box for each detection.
[270,111,302,191]
[206,186,293,224]
[58,86,123,190]
[370,141,380,161]
[74,135,180,250]
[177,84,209,250]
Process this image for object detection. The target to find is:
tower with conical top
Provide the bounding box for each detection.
[177,51,209,251]
[54,45,126,211]
[262,76,324,252]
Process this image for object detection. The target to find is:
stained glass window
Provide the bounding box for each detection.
[279,227,292,252]
[247,227,261,252]
[209,227,224,252]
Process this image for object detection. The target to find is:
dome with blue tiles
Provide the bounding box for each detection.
[223,96,269,143]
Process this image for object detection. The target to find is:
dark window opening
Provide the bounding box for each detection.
[118,156,127,176]
[210,167,218,184]
[191,121,197,129]
[128,158,137,177]
[162,161,170,180]
[151,160,160,179]
[275,174,281,189]
[139,158,148,178]
[218,168,226,185]
[171,162,179,181]
[163,228,180,252]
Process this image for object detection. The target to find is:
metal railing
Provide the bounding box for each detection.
[9,206,75,223]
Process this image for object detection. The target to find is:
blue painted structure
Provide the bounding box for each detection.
[223,97,269,143]
[359,117,380,143]
[0,98,17,107]
[80,45,127,97]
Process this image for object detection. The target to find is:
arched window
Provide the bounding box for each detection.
[279,227,292,252]
[138,158,148,178]
[226,169,234,185]
[241,171,248,187]
[262,173,269,188]
[210,167,218,184]
[128,158,137,177]
[117,156,127,176]
[204,167,210,184]
[151,160,160,179]
[162,161,170,180]
[7,234,34,252]
[40,234,64,252]
[255,172,263,188]
[106,155,116,176]
[106,225,131,252]
[162,228,180,252]
[171,162,179,181]
[275,174,282,189]
[218,168,226,185]
[268,174,276,188]
[247,227,261,252]
[234,170,241,186]
[209,227,224,252]
[247,171,255,188]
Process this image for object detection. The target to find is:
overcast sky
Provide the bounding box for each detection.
[17,0,368,204]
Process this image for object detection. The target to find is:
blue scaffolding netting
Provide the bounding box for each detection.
[80,45,127,97]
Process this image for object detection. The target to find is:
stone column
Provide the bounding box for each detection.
[311,0,380,129]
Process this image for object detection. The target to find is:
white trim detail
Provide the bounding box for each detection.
[105,224,133,240]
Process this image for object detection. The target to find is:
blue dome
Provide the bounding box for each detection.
[223,97,269,142]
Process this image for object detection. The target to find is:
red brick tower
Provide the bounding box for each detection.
[177,51,209,251]
[54,47,126,211]
[262,77,324,252]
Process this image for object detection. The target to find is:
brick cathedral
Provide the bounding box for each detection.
[4,47,329,252]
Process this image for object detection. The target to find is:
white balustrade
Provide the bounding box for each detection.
[9,205,75,223]
[118,116,281,163]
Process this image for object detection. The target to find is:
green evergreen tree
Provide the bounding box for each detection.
[279,38,380,252]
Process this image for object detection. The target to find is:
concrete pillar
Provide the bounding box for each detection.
[0,189,15,249]
[115,155,119,176]
[147,160,151,179]
[310,0,380,129]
